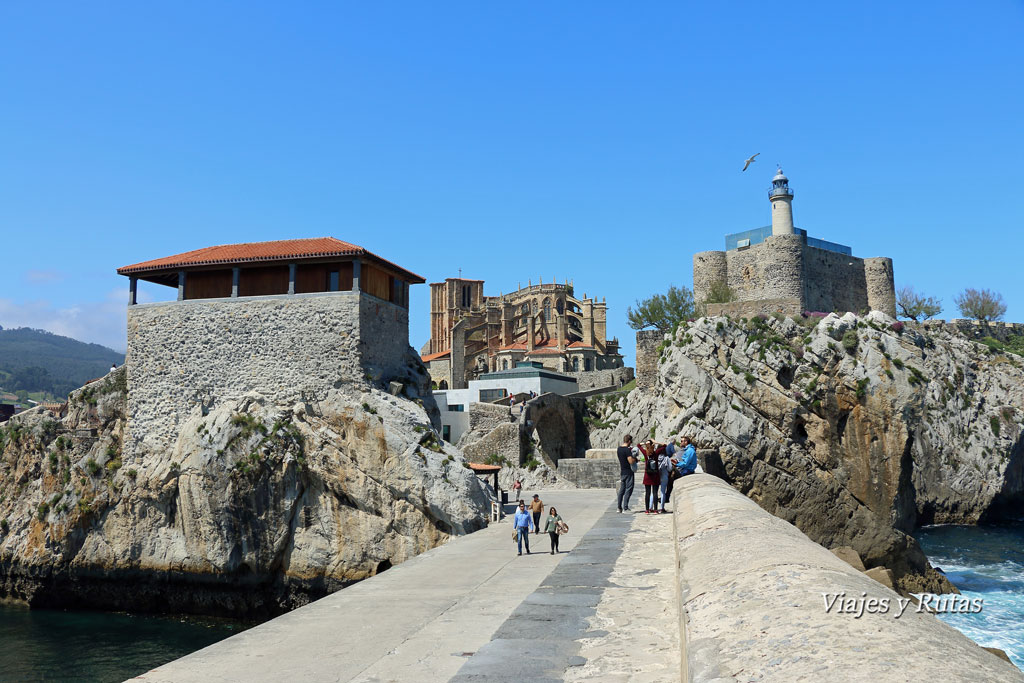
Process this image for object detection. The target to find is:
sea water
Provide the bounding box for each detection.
[0,603,247,681]
[916,521,1024,668]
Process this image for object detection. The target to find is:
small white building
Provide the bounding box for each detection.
[434,362,578,443]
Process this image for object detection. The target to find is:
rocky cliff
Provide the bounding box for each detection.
[0,366,489,618]
[589,312,1024,593]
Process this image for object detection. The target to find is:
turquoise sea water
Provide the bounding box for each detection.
[0,604,247,682]
[916,521,1024,668]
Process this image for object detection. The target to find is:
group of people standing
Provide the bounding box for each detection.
[616,434,697,514]
[509,432,697,558]
[512,493,567,555]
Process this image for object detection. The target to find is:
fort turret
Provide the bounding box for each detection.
[692,167,896,318]
[769,167,795,236]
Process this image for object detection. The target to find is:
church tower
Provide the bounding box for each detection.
[769,168,795,235]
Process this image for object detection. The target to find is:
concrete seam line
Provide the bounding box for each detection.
[673,503,689,683]
[346,551,521,681]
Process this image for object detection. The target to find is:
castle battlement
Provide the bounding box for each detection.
[694,170,896,318]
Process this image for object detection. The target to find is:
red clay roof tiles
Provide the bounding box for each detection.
[117,237,424,283]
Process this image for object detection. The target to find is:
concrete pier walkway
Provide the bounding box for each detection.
[135,489,626,683]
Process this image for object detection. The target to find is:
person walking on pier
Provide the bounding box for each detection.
[512,478,523,502]
[616,434,636,513]
[513,501,534,555]
[544,506,565,554]
[529,494,544,534]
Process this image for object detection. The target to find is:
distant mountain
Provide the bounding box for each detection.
[0,327,124,399]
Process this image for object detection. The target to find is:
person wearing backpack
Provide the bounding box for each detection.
[658,437,676,512]
[641,439,665,513]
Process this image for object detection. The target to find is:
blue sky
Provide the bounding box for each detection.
[1,2,1022,361]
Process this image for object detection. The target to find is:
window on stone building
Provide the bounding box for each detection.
[461,285,471,308]
[503,360,509,370]
[585,358,592,371]
[543,299,551,321]
[572,357,579,371]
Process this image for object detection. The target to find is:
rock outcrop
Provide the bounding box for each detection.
[589,312,1024,593]
[0,367,489,618]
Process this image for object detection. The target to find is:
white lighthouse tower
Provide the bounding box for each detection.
[769,168,795,235]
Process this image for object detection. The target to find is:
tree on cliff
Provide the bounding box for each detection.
[627,285,696,332]
[896,286,942,321]
[955,288,1007,322]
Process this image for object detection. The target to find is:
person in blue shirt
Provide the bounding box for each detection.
[512,500,534,555]
[673,436,698,477]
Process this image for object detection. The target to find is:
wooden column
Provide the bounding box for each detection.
[352,259,361,292]
[177,271,186,301]
[128,277,138,306]
[231,268,240,297]
[288,263,296,295]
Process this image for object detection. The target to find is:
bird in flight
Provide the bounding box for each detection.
[742,153,760,172]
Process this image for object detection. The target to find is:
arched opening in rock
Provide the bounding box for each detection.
[776,365,795,389]
[792,416,808,444]
[375,559,393,575]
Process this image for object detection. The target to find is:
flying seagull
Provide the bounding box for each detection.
[742,153,760,172]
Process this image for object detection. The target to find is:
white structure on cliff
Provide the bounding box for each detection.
[769,168,795,235]
[693,168,896,318]
[117,237,426,457]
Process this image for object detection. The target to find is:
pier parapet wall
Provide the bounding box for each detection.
[672,475,1021,681]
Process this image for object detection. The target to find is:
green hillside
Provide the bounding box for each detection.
[0,327,124,399]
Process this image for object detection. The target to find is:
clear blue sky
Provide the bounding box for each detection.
[2,2,1022,360]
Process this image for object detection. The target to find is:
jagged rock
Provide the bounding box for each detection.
[984,648,1014,665]
[831,546,866,571]
[0,367,489,618]
[865,566,896,590]
[590,314,1024,594]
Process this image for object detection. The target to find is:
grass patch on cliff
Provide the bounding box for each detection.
[906,366,928,386]
[228,413,307,477]
[841,330,859,353]
[991,416,1001,438]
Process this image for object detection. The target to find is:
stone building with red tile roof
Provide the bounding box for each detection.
[421,277,629,391]
[118,237,426,457]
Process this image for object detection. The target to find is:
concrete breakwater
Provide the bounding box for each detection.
[137,476,1020,681]
[673,475,1021,681]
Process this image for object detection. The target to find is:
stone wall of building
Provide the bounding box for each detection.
[635,330,664,392]
[426,358,451,389]
[565,367,634,392]
[359,295,413,381]
[693,250,728,304]
[864,257,897,317]
[802,246,868,314]
[125,292,410,459]
[695,235,897,319]
[556,458,620,489]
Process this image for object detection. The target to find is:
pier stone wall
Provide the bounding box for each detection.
[125,292,409,459]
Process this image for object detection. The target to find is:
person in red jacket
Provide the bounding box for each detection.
[641,439,665,513]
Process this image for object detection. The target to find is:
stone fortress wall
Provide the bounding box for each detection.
[695,234,896,318]
[635,330,663,392]
[125,291,411,459]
